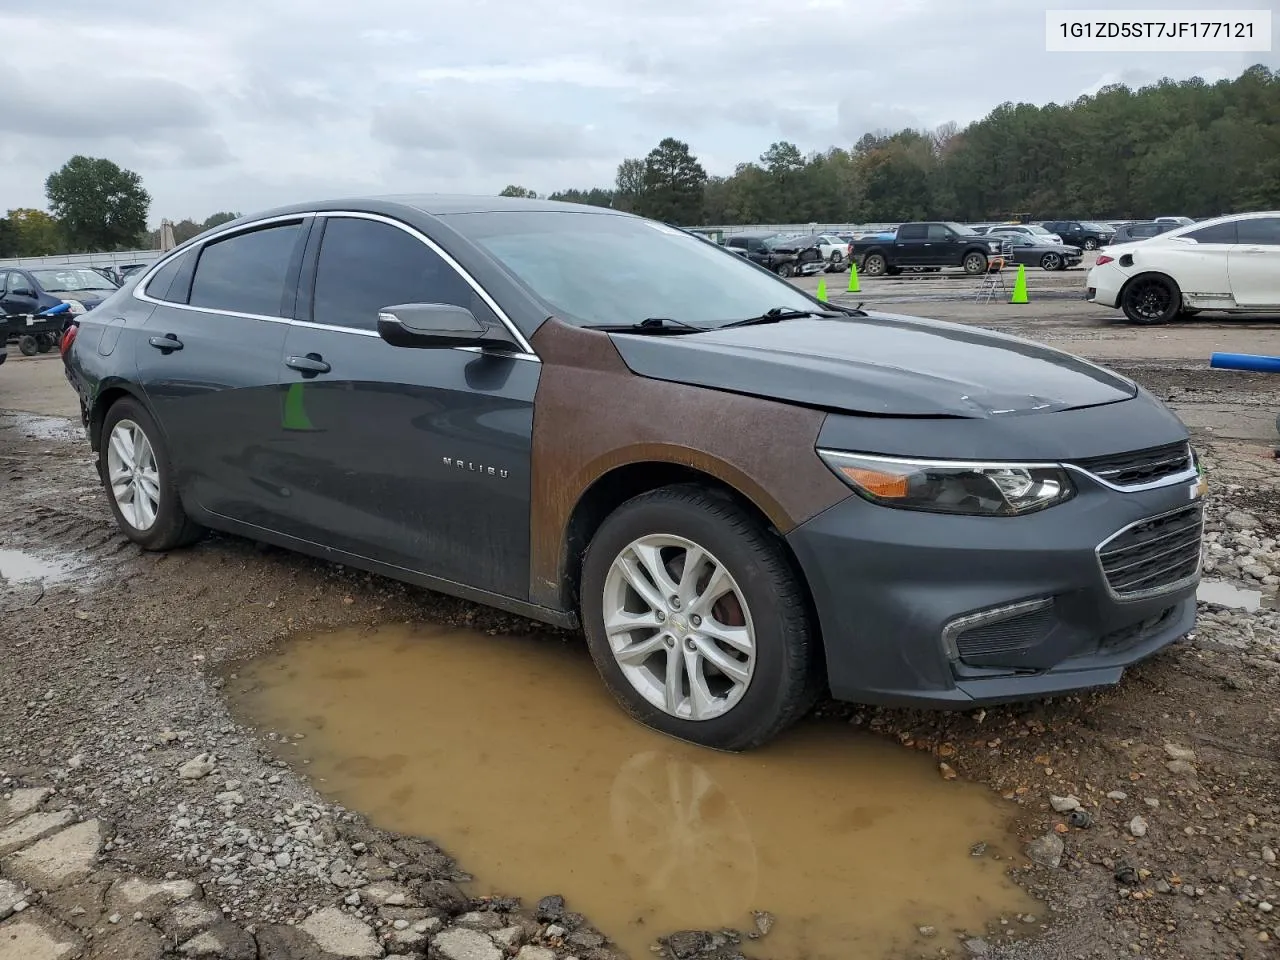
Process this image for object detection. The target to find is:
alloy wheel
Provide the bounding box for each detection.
[1127,278,1173,322]
[1041,253,1062,270]
[106,419,161,531]
[602,534,756,721]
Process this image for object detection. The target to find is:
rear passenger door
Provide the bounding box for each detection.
[269,212,539,600]
[134,216,309,528]
[893,223,929,265]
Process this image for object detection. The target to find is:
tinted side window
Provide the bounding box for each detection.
[1186,222,1238,244]
[926,224,952,241]
[726,238,746,249]
[1238,217,1280,245]
[897,224,926,240]
[311,217,473,332]
[144,251,192,303]
[189,222,303,317]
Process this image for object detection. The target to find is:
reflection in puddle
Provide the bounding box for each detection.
[227,625,1037,958]
[1198,579,1269,612]
[0,548,77,584]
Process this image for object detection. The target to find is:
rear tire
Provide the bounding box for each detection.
[18,335,37,357]
[1121,274,1181,326]
[581,485,821,751]
[99,398,206,551]
[862,253,887,277]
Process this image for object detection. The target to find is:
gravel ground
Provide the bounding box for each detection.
[1,328,1278,959]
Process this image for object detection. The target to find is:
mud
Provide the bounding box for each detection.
[227,624,1038,959]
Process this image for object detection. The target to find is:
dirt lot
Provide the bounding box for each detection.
[1,280,1278,960]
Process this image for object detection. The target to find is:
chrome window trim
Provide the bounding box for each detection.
[133,212,316,313]
[132,209,539,361]
[316,210,536,357]
[816,449,1198,494]
[1094,503,1204,603]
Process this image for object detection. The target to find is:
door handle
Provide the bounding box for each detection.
[1239,247,1270,255]
[286,353,331,376]
[148,334,183,352]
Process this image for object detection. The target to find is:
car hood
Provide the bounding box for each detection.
[608,312,1138,418]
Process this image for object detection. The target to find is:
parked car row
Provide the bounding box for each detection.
[721,233,831,277]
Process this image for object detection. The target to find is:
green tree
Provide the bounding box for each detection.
[614,158,646,212]
[636,138,707,225]
[499,185,538,198]
[202,212,240,229]
[6,208,64,256]
[547,187,615,208]
[45,156,150,251]
[0,217,17,258]
[171,219,204,244]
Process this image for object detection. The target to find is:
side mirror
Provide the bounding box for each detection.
[376,302,513,350]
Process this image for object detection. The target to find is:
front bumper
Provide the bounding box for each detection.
[786,471,1202,707]
[798,259,826,276]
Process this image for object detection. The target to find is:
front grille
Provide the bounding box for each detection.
[1097,504,1203,600]
[955,605,1057,661]
[1072,441,1192,488]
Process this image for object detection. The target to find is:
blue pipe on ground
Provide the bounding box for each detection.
[1210,352,1280,373]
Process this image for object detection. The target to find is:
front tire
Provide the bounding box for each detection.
[581,486,820,751]
[100,398,206,550]
[827,252,844,272]
[775,262,794,279]
[963,251,988,275]
[1083,238,1099,251]
[1040,253,1062,271]
[1121,274,1181,325]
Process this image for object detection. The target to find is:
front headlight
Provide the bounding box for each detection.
[62,299,86,315]
[988,240,1001,251]
[817,450,1074,516]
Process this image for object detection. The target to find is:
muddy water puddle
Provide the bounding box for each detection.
[0,548,78,584]
[227,624,1038,958]
[1198,578,1271,612]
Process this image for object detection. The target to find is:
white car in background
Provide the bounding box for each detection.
[986,223,1064,245]
[1087,211,1280,324]
[810,233,853,270]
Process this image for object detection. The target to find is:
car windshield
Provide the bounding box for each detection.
[945,222,977,235]
[30,268,118,293]
[1027,225,1054,235]
[458,212,820,328]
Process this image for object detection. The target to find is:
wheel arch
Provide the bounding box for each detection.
[552,460,826,680]
[1118,270,1183,307]
[88,380,152,452]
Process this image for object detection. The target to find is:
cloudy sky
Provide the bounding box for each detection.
[2,0,1275,225]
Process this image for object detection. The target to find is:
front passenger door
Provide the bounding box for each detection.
[2,271,40,318]
[270,213,539,600]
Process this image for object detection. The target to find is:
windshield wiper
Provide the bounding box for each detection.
[584,317,704,335]
[717,307,843,329]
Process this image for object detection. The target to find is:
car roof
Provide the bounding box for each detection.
[1153,209,1280,239]
[213,193,632,227]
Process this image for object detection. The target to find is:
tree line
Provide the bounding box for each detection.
[0,155,240,259]
[503,64,1280,226]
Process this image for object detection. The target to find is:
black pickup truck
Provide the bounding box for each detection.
[852,222,1005,277]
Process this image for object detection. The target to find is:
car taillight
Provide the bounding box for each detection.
[60,323,78,358]
[1095,254,1114,266]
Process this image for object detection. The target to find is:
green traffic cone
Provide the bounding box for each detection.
[847,261,860,293]
[816,278,828,302]
[1010,264,1029,304]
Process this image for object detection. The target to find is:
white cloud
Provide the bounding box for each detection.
[0,0,1272,223]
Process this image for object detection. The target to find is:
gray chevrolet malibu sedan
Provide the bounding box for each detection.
[63,196,1207,750]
